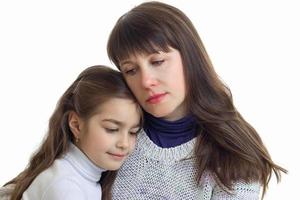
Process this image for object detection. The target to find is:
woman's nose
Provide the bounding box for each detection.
[140,68,158,88]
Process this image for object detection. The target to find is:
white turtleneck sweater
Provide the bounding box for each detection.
[22,143,105,200]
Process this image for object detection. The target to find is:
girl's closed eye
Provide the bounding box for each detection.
[129,128,141,135]
[104,127,119,133]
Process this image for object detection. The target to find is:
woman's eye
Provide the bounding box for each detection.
[152,60,164,66]
[124,68,137,75]
[105,128,119,133]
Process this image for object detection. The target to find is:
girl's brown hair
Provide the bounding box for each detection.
[107,1,287,198]
[5,65,142,200]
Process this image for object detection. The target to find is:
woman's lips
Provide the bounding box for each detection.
[146,93,167,104]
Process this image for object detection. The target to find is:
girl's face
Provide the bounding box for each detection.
[76,98,140,170]
[120,47,187,121]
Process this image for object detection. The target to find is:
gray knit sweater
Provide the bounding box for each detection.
[112,130,261,199]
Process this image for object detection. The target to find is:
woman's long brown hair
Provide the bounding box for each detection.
[107,1,287,198]
[5,65,141,200]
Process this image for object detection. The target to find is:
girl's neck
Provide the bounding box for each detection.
[65,142,106,182]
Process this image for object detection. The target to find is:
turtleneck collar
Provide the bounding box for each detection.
[144,112,198,148]
[64,142,106,182]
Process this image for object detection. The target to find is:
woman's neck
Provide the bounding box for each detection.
[144,112,197,148]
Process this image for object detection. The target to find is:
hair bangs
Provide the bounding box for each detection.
[108,15,173,68]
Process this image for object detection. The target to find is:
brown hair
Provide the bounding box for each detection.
[5,65,142,200]
[107,1,287,198]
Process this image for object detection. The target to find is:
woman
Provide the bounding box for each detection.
[107,1,287,199]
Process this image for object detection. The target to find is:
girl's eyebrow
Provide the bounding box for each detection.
[102,119,140,128]
[102,119,122,125]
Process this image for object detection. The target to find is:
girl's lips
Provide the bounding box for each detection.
[146,93,167,104]
[107,153,127,160]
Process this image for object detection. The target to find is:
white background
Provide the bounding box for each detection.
[0,0,299,199]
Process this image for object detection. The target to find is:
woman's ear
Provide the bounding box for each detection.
[68,111,83,140]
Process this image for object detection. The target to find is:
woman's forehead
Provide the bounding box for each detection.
[118,45,171,64]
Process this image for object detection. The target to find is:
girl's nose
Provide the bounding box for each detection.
[116,133,130,150]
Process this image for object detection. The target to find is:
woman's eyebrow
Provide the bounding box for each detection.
[119,60,132,66]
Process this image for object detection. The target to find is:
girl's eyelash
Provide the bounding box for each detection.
[105,128,119,133]
[130,131,139,135]
[130,128,141,135]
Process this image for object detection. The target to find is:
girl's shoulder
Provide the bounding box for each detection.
[37,178,85,200]
[23,168,86,200]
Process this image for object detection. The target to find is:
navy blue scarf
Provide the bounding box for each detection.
[144,112,198,148]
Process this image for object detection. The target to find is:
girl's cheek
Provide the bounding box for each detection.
[130,138,137,150]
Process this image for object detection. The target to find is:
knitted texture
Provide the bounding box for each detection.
[112,131,261,200]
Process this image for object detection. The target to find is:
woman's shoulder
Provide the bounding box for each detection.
[212,180,260,200]
[201,171,261,200]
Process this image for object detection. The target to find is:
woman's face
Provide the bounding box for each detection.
[119,47,187,121]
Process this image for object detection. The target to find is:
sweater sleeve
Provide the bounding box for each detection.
[41,178,86,200]
[211,181,261,200]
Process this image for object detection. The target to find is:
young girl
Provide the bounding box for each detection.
[107,1,287,199]
[2,65,142,200]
